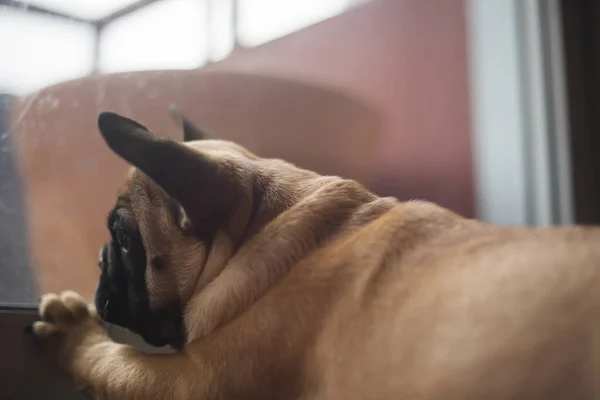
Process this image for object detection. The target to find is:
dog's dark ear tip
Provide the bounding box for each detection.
[97,111,124,134]
[167,107,212,142]
[98,111,121,123]
[97,112,153,141]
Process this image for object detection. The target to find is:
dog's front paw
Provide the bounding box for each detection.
[33,291,109,375]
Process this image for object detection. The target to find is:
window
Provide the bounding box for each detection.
[2,0,527,397]
[0,0,366,306]
[99,0,207,72]
[0,9,95,95]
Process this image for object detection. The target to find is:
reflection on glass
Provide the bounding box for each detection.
[0,93,37,304]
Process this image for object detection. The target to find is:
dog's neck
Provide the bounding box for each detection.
[183,175,397,343]
[186,169,320,297]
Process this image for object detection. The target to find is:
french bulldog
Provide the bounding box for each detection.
[33,111,600,399]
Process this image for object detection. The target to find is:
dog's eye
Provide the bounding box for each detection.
[117,232,131,253]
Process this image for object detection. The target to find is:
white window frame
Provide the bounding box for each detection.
[467,0,573,226]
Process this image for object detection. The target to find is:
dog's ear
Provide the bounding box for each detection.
[168,105,212,142]
[98,111,236,231]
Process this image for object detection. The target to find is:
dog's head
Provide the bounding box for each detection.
[95,111,315,348]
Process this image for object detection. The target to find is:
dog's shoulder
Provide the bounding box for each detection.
[320,198,472,261]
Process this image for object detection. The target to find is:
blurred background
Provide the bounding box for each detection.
[0,0,595,304]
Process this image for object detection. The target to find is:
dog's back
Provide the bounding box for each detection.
[288,201,600,399]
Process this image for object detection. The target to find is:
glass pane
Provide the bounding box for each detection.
[99,0,206,73]
[0,0,478,334]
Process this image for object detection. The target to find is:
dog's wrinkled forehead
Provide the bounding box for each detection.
[118,169,182,256]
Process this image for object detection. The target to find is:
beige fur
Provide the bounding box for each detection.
[34,117,600,400]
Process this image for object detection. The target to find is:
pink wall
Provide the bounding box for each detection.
[214,0,474,216]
